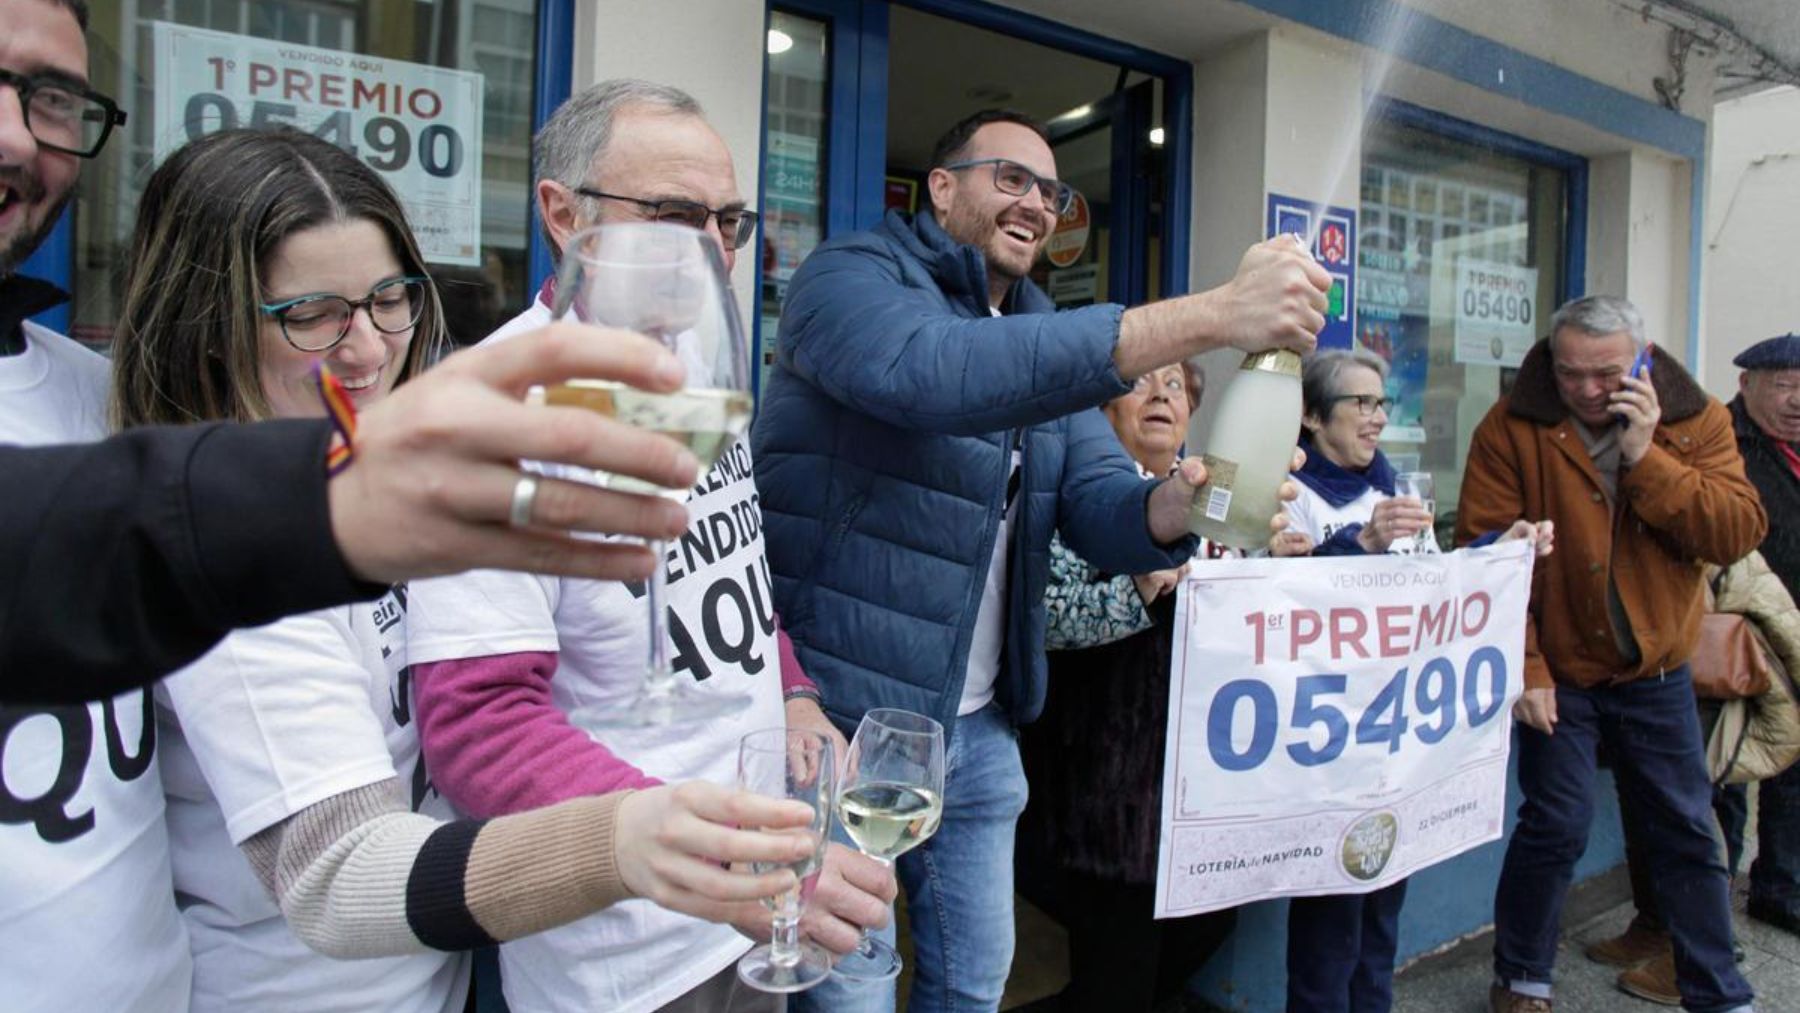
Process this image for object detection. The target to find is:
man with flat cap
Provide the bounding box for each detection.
[1728,332,1800,933]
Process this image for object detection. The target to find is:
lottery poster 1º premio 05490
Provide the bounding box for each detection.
[1153,540,1533,918]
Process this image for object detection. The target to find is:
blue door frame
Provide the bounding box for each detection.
[24,1,577,336]
[761,0,1195,300]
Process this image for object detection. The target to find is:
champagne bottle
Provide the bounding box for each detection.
[1188,349,1303,549]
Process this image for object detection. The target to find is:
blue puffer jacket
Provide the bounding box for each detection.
[752,210,1192,738]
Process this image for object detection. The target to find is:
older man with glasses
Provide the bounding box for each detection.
[752,107,1331,1013]
[403,78,894,1013]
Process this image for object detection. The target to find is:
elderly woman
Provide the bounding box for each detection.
[1023,362,1263,1012]
[1282,349,1552,1013]
[1286,348,1435,556]
[111,129,815,1012]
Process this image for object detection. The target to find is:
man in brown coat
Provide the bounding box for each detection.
[1458,295,1767,1013]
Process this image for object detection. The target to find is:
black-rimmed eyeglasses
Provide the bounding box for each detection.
[574,188,760,250]
[0,68,127,159]
[938,158,1077,215]
[261,276,431,353]
[1330,394,1396,417]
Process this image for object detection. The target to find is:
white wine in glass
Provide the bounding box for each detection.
[736,728,835,994]
[1394,471,1436,555]
[537,221,754,729]
[832,708,945,983]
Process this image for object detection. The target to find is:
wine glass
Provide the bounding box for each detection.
[736,728,836,993]
[832,708,946,982]
[537,222,754,728]
[1394,471,1436,554]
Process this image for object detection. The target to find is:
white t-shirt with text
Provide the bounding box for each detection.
[158,587,469,1012]
[0,322,192,1012]
[406,303,786,1013]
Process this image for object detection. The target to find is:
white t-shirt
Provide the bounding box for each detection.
[1284,477,1440,555]
[406,303,786,1013]
[958,440,1021,717]
[158,587,470,1013]
[0,322,192,1012]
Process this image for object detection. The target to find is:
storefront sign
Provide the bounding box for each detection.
[1046,191,1091,269]
[1453,259,1538,367]
[1266,193,1356,349]
[1047,263,1100,307]
[151,23,484,266]
[1155,542,1532,917]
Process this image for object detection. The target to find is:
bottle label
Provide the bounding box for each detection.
[1199,455,1237,522]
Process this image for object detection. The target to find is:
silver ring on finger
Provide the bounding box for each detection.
[509,472,540,528]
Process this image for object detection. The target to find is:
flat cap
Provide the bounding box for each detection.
[1733,333,1800,370]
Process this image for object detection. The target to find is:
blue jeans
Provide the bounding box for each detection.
[1287,880,1408,1013]
[1492,668,1754,1013]
[795,704,1029,1013]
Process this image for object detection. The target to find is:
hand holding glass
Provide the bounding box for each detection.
[1394,471,1436,554]
[538,222,754,728]
[736,728,836,993]
[832,708,945,982]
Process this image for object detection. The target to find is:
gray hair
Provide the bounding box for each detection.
[533,78,704,253]
[1549,294,1646,351]
[1302,348,1390,418]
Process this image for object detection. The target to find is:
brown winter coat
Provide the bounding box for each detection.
[1455,339,1768,691]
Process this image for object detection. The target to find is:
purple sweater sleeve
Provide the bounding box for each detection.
[412,652,661,819]
[777,618,816,697]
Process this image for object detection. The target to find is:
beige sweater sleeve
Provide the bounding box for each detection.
[241,779,633,957]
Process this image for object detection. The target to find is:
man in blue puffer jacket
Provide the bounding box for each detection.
[752,109,1328,1013]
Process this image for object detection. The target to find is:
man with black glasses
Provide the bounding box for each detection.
[753,108,1329,1013]
[404,79,895,1013]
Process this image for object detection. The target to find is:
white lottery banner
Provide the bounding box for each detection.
[1154,540,1533,918]
[151,22,484,265]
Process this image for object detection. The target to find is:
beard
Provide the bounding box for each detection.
[0,173,67,280]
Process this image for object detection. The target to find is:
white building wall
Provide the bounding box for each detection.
[560,0,1716,385]
[571,0,766,308]
[1187,27,1365,446]
[1701,85,1800,397]
[1588,149,1693,359]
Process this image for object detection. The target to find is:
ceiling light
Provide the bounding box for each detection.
[767,29,794,55]
[1149,127,1166,146]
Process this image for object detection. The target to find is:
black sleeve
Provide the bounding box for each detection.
[0,418,385,703]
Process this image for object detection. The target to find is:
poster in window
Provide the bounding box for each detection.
[151,23,485,266]
[1266,193,1356,350]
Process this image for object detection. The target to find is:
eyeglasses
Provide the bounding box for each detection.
[574,188,759,250]
[1131,372,1189,398]
[261,276,431,352]
[0,68,127,159]
[1330,394,1396,417]
[939,158,1077,216]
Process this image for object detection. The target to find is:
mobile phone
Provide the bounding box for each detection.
[1616,345,1652,426]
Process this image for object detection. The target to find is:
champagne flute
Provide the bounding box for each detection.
[736,728,835,993]
[1395,471,1436,554]
[832,708,946,982]
[537,222,754,728]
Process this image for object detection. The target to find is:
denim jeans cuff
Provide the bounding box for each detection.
[1494,976,1553,1000]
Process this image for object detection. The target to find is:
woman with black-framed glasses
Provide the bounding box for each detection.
[1286,348,1435,558]
[106,128,815,1013]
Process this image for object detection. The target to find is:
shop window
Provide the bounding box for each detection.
[70,0,542,350]
[758,10,830,390]
[1358,113,1573,542]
